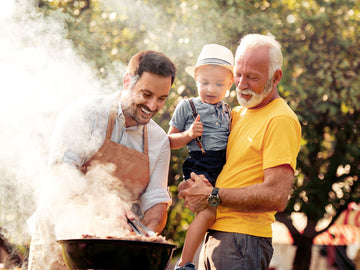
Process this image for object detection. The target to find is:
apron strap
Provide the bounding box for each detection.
[105,94,120,140]
[143,125,148,155]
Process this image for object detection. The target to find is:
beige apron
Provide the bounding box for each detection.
[80,96,150,202]
[28,97,151,270]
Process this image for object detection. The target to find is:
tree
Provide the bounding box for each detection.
[1,0,360,268]
[274,1,360,268]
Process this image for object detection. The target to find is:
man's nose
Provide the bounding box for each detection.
[147,97,158,111]
[236,77,247,89]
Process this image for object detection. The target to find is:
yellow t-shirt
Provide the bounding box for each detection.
[210,98,301,237]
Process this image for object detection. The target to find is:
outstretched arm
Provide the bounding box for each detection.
[179,164,294,213]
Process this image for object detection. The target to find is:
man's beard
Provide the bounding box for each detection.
[133,104,156,125]
[236,77,273,108]
[122,101,156,127]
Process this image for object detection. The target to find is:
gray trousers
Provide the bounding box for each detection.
[198,230,273,270]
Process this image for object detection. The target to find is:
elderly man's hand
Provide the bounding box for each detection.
[178,172,213,212]
[178,178,195,198]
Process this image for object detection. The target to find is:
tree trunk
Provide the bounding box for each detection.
[292,235,314,270]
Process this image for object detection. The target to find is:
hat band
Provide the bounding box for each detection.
[197,58,232,66]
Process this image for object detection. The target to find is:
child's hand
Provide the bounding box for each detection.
[187,115,203,139]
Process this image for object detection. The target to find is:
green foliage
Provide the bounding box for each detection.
[280,0,360,222]
[38,0,147,78]
[28,0,360,267]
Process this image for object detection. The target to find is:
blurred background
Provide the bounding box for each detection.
[0,0,359,269]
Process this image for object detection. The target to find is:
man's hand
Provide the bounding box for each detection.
[178,178,195,198]
[117,201,136,231]
[178,172,213,212]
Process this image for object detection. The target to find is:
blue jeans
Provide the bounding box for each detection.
[199,230,273,270]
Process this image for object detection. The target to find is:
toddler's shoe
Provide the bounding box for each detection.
[174,261,196,270]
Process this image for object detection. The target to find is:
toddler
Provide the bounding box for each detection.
[168,44,234,270]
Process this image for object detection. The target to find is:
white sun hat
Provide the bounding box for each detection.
[185,44,234,78]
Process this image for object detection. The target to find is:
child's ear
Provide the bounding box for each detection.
[228,78,234,89]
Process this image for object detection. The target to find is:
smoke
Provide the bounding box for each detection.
[0,1,137,269]
[102,0,218,59]
[34,164,133,239]
[0,0,222,268]
[0,0,123,249]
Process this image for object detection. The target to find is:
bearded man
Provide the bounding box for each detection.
[28,50,176,270]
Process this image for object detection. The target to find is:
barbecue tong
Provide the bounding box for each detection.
[127,218,156,237]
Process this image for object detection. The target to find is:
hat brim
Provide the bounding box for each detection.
[185,64,234,79]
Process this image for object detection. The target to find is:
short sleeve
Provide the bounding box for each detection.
[263,116,301,172]
[169,99,192,132]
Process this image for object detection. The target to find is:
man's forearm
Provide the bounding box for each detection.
[142,203,168,233]
[218,165,294,212]
[180,165,294,213]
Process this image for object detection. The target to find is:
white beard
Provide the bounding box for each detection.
[236,77,273,108]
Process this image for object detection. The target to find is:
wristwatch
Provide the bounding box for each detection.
[207,187,221,207]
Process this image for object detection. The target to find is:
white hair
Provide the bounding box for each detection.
[235,33,283,77]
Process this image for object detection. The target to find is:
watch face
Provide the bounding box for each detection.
[208,195,220,207]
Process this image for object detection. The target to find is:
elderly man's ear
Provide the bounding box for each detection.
[272,69,283,87]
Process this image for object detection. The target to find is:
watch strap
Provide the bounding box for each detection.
[212,187,219,196]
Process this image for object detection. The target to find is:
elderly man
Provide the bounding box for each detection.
[28,50,176,270]
[179,34,301,270]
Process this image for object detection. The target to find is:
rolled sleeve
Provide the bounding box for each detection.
[140,187,172,213]
[140,130,172,213]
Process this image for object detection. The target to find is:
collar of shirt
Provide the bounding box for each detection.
[193,97,229,124]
